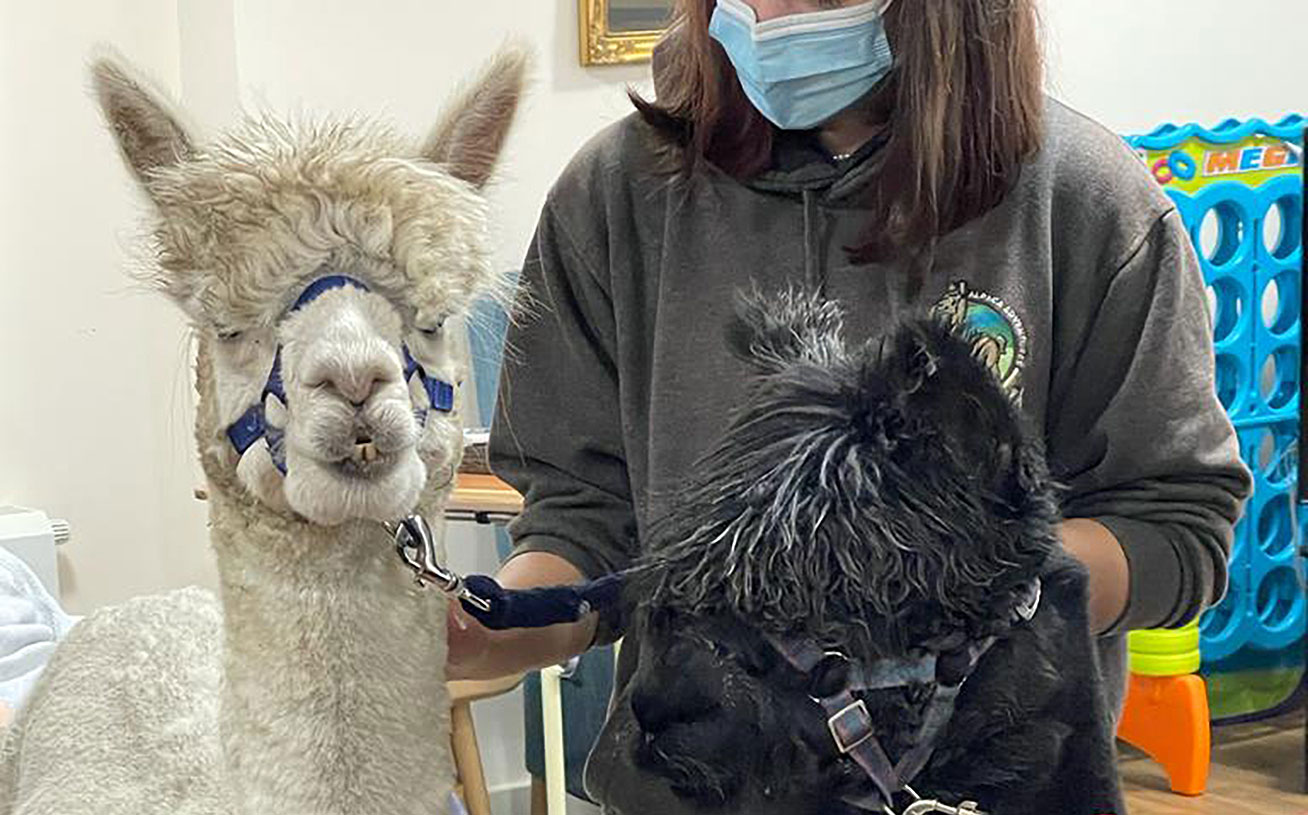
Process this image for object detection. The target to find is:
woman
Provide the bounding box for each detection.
[454,0,1250,797]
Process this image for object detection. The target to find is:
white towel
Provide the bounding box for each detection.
[0,547,77,711]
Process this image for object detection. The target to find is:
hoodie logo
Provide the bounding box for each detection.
[931,281,1028,400]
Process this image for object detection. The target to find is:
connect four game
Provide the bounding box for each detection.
[1127,116,1307,718]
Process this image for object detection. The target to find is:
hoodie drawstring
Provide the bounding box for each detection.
[801,189,828,296]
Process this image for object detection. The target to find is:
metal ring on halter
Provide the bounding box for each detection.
[807,650,854,705]
[386,514,493,612]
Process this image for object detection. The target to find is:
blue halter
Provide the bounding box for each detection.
[225,275,456,474]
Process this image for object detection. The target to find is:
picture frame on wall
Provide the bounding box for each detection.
[579,0,675,66]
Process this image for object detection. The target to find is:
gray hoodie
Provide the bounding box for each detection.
[488,91,1252,801]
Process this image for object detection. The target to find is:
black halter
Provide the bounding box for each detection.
[765,579,1042,815]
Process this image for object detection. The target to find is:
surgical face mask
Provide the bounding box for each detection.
[709,0,895,131]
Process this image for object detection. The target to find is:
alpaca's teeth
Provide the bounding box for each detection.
[354,441,378,463]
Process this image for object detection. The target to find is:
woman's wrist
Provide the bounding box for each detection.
[1059,518,1130,635]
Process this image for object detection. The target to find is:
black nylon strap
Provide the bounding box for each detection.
[779,578,1041,812]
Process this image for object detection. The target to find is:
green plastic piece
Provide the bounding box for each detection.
[1128,620,1201,675]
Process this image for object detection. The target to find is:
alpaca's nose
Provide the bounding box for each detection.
[330,373,382,406]
[303,355,398,407]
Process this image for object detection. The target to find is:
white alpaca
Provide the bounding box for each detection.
[0,47,526,815]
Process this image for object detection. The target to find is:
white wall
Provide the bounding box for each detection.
[0,0,210,614]
[229,0,653,276]
[1042,0,1306,135]
[2,0,1306,811]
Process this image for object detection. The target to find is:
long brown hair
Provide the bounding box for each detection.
[635,0,1045,263]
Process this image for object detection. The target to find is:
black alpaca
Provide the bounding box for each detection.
[583,288,1127,815]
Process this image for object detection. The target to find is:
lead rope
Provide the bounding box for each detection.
[387,512,634,628]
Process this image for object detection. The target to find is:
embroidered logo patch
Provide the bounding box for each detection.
[930,281,1028,400]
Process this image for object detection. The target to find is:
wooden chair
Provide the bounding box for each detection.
[450,673,526,815]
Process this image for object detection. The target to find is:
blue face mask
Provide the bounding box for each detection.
[709,0,895,131]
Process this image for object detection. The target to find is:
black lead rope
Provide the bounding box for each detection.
[389,512,633,629]
[458,572,628,630]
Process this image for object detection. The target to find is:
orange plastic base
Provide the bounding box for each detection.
[1116,673,1211,796]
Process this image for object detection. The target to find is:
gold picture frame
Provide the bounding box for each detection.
[580,0,675,66]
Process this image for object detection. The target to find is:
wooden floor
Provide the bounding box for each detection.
[1121,711,1307,813]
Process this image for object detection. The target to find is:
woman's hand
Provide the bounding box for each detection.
[443,551,600,681]
[446,602,494,681]
[1060,518,1130,634]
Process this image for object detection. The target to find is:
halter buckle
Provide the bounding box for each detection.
[827,698,875,755]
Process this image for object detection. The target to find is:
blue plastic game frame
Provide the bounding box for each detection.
[1124,116,1306,670]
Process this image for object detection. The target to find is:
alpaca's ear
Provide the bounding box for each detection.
[725,285,846,373]
[420,44,530,189]
[90,54,194,197]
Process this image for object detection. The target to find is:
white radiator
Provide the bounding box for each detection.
[0,506,69,598]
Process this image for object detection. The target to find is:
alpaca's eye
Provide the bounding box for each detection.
[418,319,446,337]
[216,328,244,342]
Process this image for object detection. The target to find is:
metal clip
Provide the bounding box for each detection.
[387,514,492,612]
[901,798,984,815]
